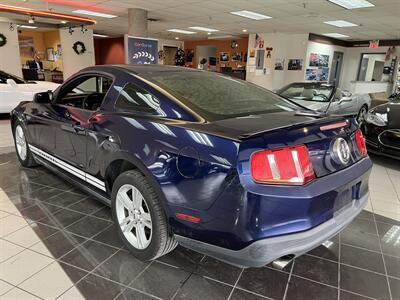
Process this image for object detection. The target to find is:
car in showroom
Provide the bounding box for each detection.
[0,70,59,113]
[11,65,372,267]
[362,93,400,160]
[277,82,371,122]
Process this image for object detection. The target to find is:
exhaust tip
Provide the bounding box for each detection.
[272,254,295,270]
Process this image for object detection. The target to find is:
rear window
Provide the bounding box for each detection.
[141,71,299,121]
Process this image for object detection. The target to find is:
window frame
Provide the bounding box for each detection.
[356,52,386,81]
[113,82,161,114]
[53,72,114,111]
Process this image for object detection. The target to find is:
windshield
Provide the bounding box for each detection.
[141,71,301,121]
[0,71,25,84]
[279,84,333,103]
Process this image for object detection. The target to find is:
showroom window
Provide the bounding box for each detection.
[357,53,386,82]
[115,83,160,113]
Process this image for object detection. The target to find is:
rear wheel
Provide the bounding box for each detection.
[111,170,177,261]
[13,122,37,167]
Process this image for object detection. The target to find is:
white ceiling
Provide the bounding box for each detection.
[0,0,399,41]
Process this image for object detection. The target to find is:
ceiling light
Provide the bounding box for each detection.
[327,0,374,9]
[93,33,108,38]
[324,20,358,27]
[207,32,211,35]
[167,29,195,34]
[28,16,35,24]
[188,26,219,32]
[242,29,247,32]
[230,10,272,20]
[72,9,117,18]
[60,20,67,24]
[175,37,179,40]
[18,25,37,29]
[323,33,350,38]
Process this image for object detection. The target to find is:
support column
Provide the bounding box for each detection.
[128,8,148,37]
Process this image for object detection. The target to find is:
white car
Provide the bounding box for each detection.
[0,70,59,113]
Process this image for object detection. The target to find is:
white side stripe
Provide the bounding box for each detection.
[29,144,106,192]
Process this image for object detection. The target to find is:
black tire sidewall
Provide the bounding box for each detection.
[111,170,165,261]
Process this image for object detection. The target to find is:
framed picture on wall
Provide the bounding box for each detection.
[46,48,55,61]
[220,52,229,61]
[232,52,242,61]
[288,59,303,70]
[309,53,329,67]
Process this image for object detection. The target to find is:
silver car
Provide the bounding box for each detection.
[278,82,371,122]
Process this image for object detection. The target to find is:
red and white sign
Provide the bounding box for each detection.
[369,40,379,49]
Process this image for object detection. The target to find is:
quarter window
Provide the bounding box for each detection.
[115,83,160,113]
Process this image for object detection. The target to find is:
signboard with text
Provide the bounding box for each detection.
[125,35,158,64]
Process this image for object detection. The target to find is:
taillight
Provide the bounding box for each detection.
[250,145,315,185]
[355,129,367,156]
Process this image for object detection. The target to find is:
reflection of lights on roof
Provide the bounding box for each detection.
[210,154,231,166]
[123,117,146,130]
[187,130,213,147]
[152,123,176,137]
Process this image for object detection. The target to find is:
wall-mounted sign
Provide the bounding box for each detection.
[125,35,158,64]
[369,40,379,49]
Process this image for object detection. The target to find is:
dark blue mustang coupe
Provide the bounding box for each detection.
[11,65,372,267]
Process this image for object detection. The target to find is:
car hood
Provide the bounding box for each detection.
[30,81,60,92]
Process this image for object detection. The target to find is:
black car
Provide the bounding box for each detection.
[362,94,400,160]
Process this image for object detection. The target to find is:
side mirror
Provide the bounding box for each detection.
[33,91,53,104]
[6,79,17,87]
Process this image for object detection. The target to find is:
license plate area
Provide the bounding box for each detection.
[333,181,362,215]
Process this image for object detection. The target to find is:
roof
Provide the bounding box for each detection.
[115,64,200,75]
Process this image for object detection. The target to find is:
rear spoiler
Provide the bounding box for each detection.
[238,112,357,140]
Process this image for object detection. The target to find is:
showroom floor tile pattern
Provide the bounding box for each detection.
[0,153,399,299]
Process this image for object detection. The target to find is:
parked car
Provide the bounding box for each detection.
[0,70,59,113]
[277,82,371,122]
[362,93,400,160]
[11,65,372,267]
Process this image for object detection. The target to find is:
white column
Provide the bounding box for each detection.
[128,8,148,37]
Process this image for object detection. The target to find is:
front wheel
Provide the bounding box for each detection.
[13,122,38,167]
[111,170,177,261]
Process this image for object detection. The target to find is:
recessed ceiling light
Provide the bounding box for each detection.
[324,20,358,27]
[327,0,374,9]
[175,37,179,40]
[242,29,248,32]
[188,26,219,32]
[18,25,37,29]
[72,9,117,18]
[93,33,108,38]
[60,20,67,24]
[167,29,195,34]
[230,10,272,20]
[323,33,350,38]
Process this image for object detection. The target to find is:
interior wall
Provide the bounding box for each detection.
[196,45,217,68]
[43,31,63,71]
[59,28,95,80]
[246,33,308,90]
[18,30,45,66]
[184,37,248,71]
[0,22,22,77]
[94,37,125,65]
[157,39,183,65]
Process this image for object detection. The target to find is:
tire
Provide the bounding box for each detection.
[111,170,177,261]
[13,121,38,168]
[357,105,368,123]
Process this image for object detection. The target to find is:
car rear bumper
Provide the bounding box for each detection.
[175,191,368,267]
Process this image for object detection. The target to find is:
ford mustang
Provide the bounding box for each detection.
[11,65,372,267]
[0,70,59,113]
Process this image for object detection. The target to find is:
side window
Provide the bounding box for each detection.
[115,83,160,113]
[57,75,113,111]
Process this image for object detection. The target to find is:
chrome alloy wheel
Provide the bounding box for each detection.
[115,184,152,249]
[357,106,368,123]
[15,125,27,161]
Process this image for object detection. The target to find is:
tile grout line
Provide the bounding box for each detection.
[282,259,295,300]
[226,268,244,300]
[370,191,394,300]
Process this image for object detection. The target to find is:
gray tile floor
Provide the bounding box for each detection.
[0,119,399,300]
